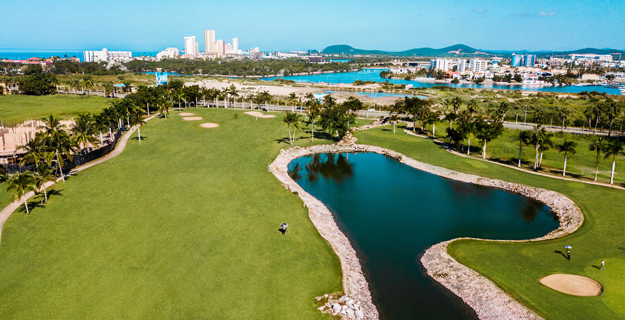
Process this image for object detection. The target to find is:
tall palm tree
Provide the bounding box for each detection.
[93,113,109,145]
[517,130,531,167]
[537,134,554,168]
[475,119,504,159]
[33,162,56,202]
[527,125,549,170]
[584,105,596,133]
[589,136,608,181]
[557,140,577,176]
[305,97,322,141]
[283,112,301,145]
[157,97,170,119]
[604,101,622,137]
[556,107,570,131]
[450,97,462,115]
[129,109,146,142]
[45,129,76,183]
[389,114,400,134]
[40,114,63,135]
[604,139,625,185]
[7,172,36,214]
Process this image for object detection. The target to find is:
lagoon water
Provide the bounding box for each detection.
[264,68,622,95]
[289,152,558,319]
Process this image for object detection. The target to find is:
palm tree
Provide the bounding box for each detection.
[584,105,596,133]
[537,134,554,168]
[527,125,549,170]
[467,99,479,116]
[305,97,322,141]
[19,133,46,166]
[40,114,64,135]
[33,162,56,202]
[157,97,170,119]
[456,110,474,154]
[450,97,462,114]
[604,138,625,185]
[389,114,400,133]
[557,140,577,176]
[93,113,109,146]
[83,76,94,95]
[556,107,570,131]
[283,112,301,145]
[71,113,98,153]
[122,80,133,94]
[589,136,608,181]
[475,119,504,159]
[129,109,146,142]
[604,101,622,137]
[45,128,76,183]
[7,172,36,214]
[172,89,184,110]
[517,130,531,167]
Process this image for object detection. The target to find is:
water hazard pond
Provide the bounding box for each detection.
[288,152,559,320]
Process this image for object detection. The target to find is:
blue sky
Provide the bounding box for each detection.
[1,0,623,52]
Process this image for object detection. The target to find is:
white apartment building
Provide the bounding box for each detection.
[431,59,454,71]
[84,48,132,62]
[456,59,467,72]
[469,59,488,73]
[570,54,613,62]
[156,47,180,60]
[233,38,239,52]
[184,36,196,57]
[225,44,234,54]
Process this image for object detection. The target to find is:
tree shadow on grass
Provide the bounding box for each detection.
[131,136,148,141]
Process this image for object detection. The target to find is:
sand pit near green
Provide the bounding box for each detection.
[183,117,202,121]
[540,274,602,297]
[244,111,276,119]
[177,112,195,116]
[199,123,219,129]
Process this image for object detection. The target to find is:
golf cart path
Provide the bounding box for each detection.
[0,114,158,244]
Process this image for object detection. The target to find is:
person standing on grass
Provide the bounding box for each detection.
[601,260,605,270]
[567,250,571,260]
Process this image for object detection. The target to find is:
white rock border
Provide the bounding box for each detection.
[269,143,583,320]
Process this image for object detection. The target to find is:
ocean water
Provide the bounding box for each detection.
[0,51,158,62]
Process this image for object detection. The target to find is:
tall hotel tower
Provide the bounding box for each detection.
[205,30,216,54]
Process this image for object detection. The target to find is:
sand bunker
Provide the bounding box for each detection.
[244,111,276,119]
[178,112,195,116]
[540,274,602,296]
[183,117,202,121]
[199,123,219,129]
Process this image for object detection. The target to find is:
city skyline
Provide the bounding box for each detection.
[1,0,624,52]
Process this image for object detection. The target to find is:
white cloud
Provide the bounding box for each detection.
[474,8,485,13]
[538,11,556,16]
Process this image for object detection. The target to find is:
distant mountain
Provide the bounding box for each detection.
[318,44,625,58]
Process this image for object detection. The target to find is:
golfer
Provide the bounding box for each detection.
[601,260,605,270]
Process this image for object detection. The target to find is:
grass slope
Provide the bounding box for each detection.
[0,109,341,319]
[0,94,109,124]
[356,125,625,320]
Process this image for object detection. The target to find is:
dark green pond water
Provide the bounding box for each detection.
[289,152,559,320]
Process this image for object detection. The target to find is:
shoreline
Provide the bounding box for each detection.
[269,143,583,320]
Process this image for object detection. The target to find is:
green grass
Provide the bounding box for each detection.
[0,109,341,319]
[0,94,109,124]
[355,125,625,320]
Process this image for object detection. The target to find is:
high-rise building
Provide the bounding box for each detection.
[524,55,536,67]
[215,40,225,56]
[233,38,239,53]
[195,42,199,56]
[511,53,523,67]
[469,59,488,73]
[205,30,215,53]
[184,36,196,57]
[225,44,234,54]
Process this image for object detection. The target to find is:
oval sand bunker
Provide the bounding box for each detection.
[200,123,219,129]
[244,111,276,119]
[178,112,195,116]
[183,117,202,121]
[540,274,602,296]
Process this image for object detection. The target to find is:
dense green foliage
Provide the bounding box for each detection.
[124,58,356,76]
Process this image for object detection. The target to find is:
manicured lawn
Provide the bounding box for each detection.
[0,94,109,124]
[356,125,625,320]
[0,109,341,319]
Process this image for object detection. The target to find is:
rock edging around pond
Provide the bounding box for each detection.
[269,144,583,320]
